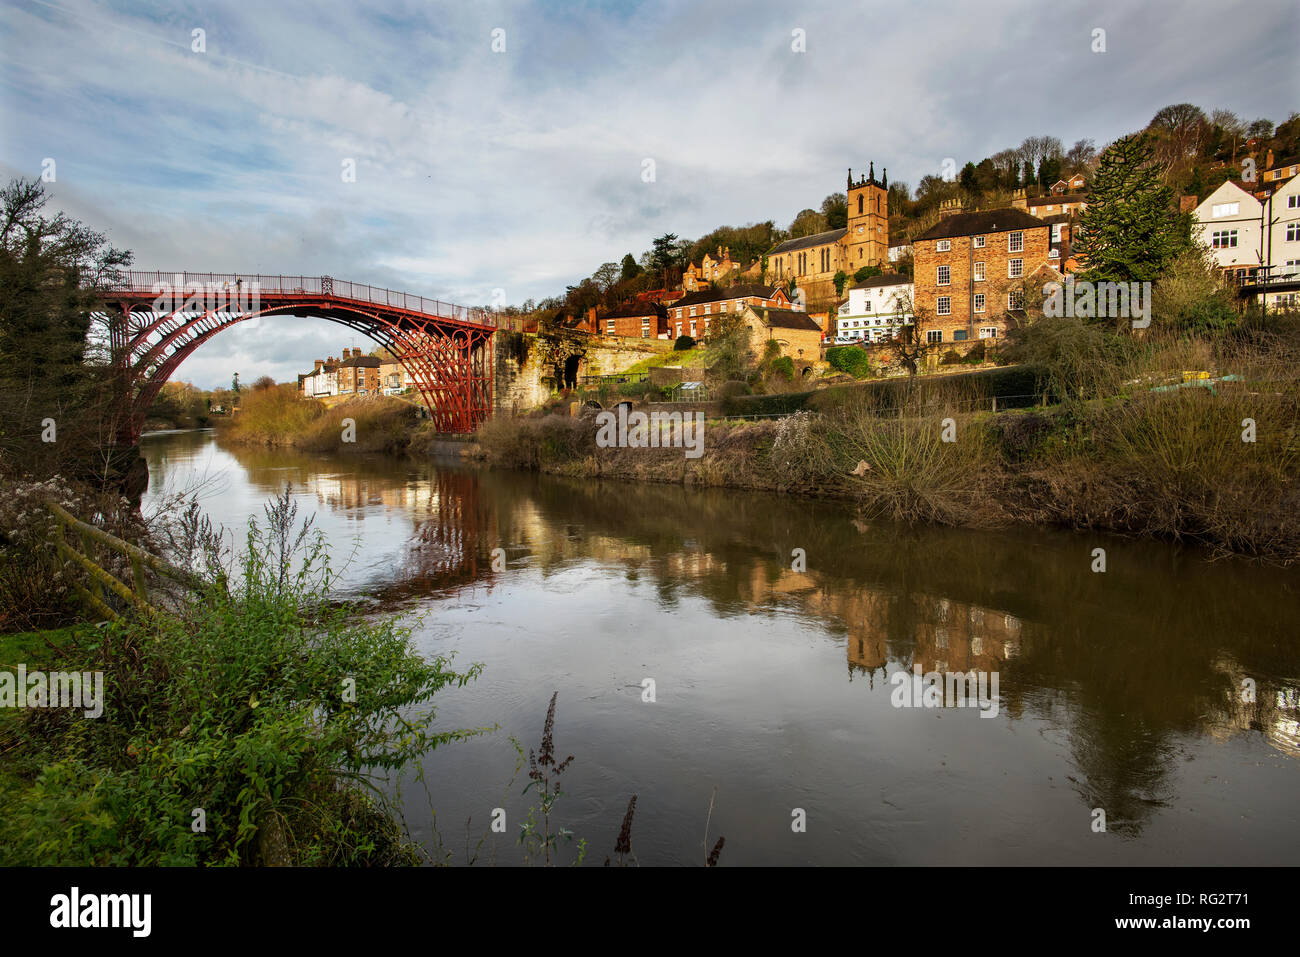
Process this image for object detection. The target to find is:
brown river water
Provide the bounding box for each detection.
[141,428,1300,866]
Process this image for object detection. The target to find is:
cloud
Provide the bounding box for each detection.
[2,0,1297,387]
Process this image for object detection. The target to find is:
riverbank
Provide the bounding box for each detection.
[474,365,1300,563]
[217,384,430,454]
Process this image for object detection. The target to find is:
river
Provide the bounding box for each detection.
[139,428,1300,866]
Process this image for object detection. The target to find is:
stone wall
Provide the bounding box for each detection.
[493,332,671,417]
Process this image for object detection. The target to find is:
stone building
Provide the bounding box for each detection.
[682,246,740,292]
[737,304,825,364]
[913,208,1055,348]
[767,165,891,304]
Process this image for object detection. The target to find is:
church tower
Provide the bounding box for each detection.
[845,163,890,269]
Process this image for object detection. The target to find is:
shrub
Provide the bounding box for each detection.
[940,349,963,365]
[0,488,486,865]
[769,356,795,380]
[674,334,696,351]
[825,346,872,378]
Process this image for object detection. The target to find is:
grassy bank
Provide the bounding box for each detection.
[0,491,485,865]
[219,384,422,454]
[476,328,1300,562]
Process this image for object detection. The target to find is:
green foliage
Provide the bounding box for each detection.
[1075,133,1192,286]
[853,264,883,283]
[825,346,873,378]
[0,488,486,865]
[769,356,795,380]
[833,270,849,296]
[674,334,696,351]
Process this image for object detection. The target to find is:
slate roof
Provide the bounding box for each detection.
[1027,192,1087,206]
[601,301,667,320]
[914,208,1048,241]
[670,283,782,308]
[768,228,848,255]
[743,306,823,332]
[850,271,911,291]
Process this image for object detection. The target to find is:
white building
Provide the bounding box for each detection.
[835,273,913,343]
[1263,174,1300,308]
[1192,181,1263,279]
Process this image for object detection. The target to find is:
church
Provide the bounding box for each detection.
[768,164,891,304]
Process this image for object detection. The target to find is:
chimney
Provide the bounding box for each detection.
[1266,148,1274,170]
[1179,194,1198,213]
[314,359,323,371]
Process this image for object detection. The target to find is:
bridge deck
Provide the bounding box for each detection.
[100,270,502,329]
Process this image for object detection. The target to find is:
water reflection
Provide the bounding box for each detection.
[141,430,1300,861]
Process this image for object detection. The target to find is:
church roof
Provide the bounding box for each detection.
[768,228,848,255]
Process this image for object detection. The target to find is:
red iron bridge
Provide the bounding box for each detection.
[93,272,508,441]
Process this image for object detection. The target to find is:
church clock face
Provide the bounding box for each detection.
[857,225,864,234]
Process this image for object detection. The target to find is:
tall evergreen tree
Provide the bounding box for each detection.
[1074,133,1191,285]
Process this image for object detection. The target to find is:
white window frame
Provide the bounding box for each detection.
[974,293,985,313]
[979,326,998,339]
[1008,290,1025,310]
[974,261,985,282]
[937,296,951,316]
[1008,258,1023,278]
[926,329,943,343]
[1212,202,1240,217]
[936,239,951,252]
[973,235,985,248]
[1008,231,1024,253]
[937,264,950,285]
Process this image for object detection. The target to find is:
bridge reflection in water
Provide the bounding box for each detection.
[141,429,1300,860]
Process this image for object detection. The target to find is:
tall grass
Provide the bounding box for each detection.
[222,384,419,453]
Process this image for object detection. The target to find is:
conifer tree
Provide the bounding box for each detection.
[1074,133,1191,285]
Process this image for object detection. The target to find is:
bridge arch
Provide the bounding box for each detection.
[95,272,499,442]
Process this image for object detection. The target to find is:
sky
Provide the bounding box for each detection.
[2,0,1297,389]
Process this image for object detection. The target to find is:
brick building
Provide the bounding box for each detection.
[598,301,669,339]
[668,283,793,340]
[913,208,1056,348]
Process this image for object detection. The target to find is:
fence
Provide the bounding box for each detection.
[97,271,521,328]
[45,501,205,623]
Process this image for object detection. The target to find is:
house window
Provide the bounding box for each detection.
[1212,202,1240,217]
[953,329,969,341]
[675,322,682,336]
[937,296,951,315]
[1008,231,1024,252]
[607,320,616,334]
[937,264,950,285]
[979,326,998,339]
[1288,223,1300,242]
[973,235,985,248]
[1212,229,1238,248]
[676,308,682,318]
[689,321,697,336]
[974,293,985,312]
[1051,224,1062,242]
[926,329,943,343]
[720,302,727,312]
[864,301,873,312]
[937,239,951,252]
[974,262,985,282]
[1008,290,1025,309]
[1289,195,1299,208]
[689,306,697,316]
[1008,258,1023,278]
[641,320,650,339]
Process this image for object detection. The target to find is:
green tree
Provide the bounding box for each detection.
[1074,133,1192,287]
[0,177,132,482]
[619,253,641,282]
[821,192,847,230]
[650,233,679,288]
[833,270,849,296]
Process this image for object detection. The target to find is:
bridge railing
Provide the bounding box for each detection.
[98,271,517,327]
